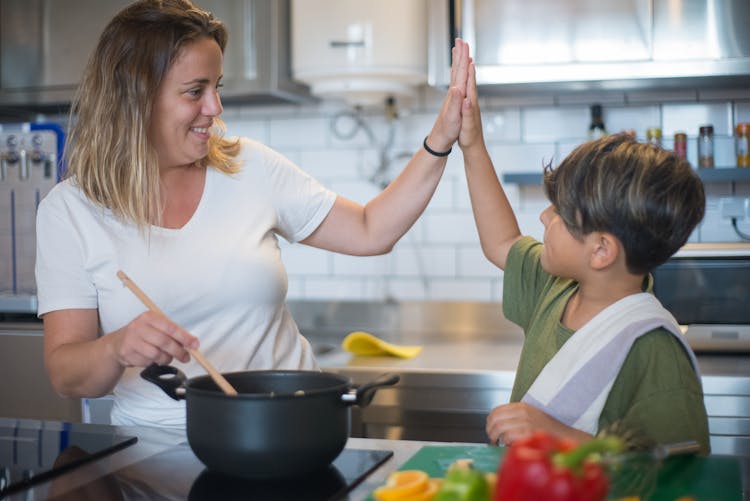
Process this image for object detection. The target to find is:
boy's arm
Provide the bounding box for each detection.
[459,62,522,270]
[486,401,594,445]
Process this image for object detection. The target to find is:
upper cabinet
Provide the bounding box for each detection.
[428,0,750,92]
[0,0,310,111]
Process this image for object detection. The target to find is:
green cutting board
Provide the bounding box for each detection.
[367,445,743,501]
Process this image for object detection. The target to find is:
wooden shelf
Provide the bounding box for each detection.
[503,168,750,185]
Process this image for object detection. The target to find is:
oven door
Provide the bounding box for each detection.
[653,249,750,352]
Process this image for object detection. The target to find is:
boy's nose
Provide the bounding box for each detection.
[540,205,552,225]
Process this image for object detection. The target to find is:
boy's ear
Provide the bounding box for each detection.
[589,232,620,270]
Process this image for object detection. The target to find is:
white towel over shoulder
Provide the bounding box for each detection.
[521,293,700,435]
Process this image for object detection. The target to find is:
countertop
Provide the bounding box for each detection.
[2,418,748,501]
[0,418,447,500]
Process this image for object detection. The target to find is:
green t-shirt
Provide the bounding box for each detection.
[503,236,710,453]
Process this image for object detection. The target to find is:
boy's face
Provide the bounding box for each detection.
[539,204,586,278]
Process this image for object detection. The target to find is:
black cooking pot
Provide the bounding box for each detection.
[141,365,399,479]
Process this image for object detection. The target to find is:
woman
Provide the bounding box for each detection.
[35,0,471,427]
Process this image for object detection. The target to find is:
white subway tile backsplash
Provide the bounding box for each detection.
[269,117,329,149]
[429,176,457,210]
[605,105,660,137]
[327,179,382,205]
[281,244,330,275]
[424,212,479,244]
[714,136,738,168]
[298,149,363,182]
[428,278,494,301]
[487,143,557,172]
[286,278,304,300]
[522,106,589,142]
[457,247,501,278]
[227,120,269,144]
[700,208,744,242]
[662,102,733,136]
[516,212,545,242]
[328,112,381,149]
[218,87,750,302]
[384,278,432,301]
[303,278,365,299]
[392,244,456,278]
[332,253,390,277]
[481,109,522,143]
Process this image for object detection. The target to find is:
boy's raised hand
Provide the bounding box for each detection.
[425,38,471,152]
[458,57,484,152]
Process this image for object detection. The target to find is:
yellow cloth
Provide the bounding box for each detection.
[342,331,422,359]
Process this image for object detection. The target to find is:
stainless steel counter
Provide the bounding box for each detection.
[290,301,750,458]
[2,300,750,458]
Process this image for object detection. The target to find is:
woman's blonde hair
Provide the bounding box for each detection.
[64,0,240,228]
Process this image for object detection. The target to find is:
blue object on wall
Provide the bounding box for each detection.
[29,121,66,181]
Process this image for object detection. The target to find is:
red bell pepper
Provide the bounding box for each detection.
[494,431,622,501]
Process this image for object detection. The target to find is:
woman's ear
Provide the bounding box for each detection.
[588,232,620,270]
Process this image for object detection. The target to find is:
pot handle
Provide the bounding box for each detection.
[140,363,187,401]
[343,373,400,407]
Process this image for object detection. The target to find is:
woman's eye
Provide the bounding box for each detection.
[187,87,203,98]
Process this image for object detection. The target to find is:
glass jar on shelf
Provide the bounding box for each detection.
[697,125,714,169]
[736,123,750,167]
[646,127,662,147]
[673,132,687,160]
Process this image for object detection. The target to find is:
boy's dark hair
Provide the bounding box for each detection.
[543,133,705,275]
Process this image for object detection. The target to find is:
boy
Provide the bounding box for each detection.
[456,48,710,452]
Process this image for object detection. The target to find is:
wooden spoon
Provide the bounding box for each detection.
[116,270,238,396]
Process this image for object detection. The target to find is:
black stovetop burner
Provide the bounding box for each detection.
[52,443,393,501]
[188,448,393,501]
[0,420,137,497]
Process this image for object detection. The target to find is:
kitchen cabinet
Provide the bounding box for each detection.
[0,328,82,422]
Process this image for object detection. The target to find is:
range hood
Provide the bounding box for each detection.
[0,0,310,116]
[428,0,750,92]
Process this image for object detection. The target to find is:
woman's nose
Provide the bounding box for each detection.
[204,89,223,116]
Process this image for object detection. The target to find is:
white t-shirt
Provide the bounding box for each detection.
[35,138,337,428]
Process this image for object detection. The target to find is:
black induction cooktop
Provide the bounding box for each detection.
[0,420,137,497]
[49,443,393,501]
[188,448,394,501]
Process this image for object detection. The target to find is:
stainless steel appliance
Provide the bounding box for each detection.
[0,0,309,110]
[653,243,750,352]
[428,0,750,92]
[0,123,61,314]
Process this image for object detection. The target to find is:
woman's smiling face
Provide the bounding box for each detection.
[150,36,223,170]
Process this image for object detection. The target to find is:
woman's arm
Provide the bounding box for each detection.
[458,62,522,270]
[301,39,470,256]
[43,308,198,398]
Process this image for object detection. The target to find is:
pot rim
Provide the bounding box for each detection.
[183,369,352,400]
